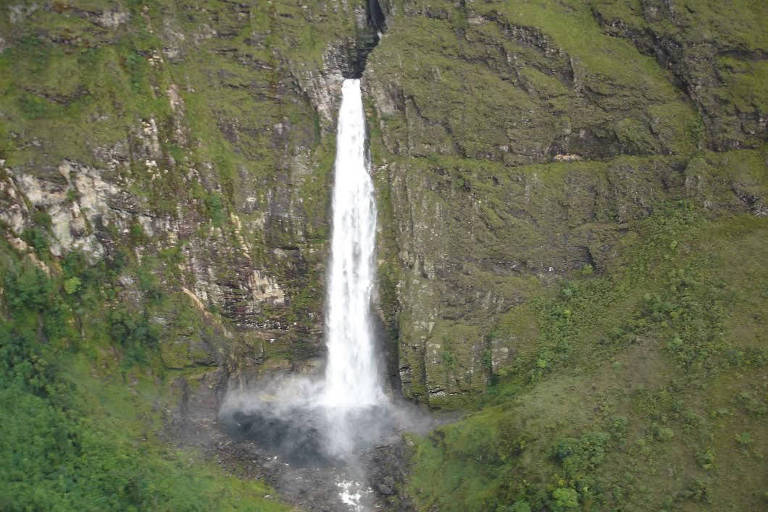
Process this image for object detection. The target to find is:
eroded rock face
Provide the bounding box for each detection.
[0,1,383,390]
[10,161,126,259]
[591,1,768,151]
[364,0,768,407]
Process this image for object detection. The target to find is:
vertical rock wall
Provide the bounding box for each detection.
[364,0,768,407]
[0,0,382,392]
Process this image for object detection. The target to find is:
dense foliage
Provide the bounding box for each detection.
[0,245,285,511]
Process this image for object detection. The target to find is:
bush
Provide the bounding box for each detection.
[735,432,752,449]
[553,431,610,478]
[696,448,715,470]
[204,191,227,227]
[21,227,49,256]
[513,501,531,512]
[108,309,159,366]
[552,487,579,511]
[3,265,52,312]
[63,276,82,295]
[505,501,531,512]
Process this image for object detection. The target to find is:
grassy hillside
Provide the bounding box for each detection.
[403,204,768,511]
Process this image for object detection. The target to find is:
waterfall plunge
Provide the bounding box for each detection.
[322,78,384,409]
[219,79,425,477]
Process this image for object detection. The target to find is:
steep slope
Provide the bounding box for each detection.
[362,0,768,510]
[366,0,767,408]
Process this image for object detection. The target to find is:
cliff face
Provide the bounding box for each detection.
[359,2,768,510]
[0,4,380,506]
[0,0,379,384]
[1,1,767,510]
[364,0,767,407]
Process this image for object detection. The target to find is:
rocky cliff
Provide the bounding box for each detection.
[364,0,767,407]
[0,0,381,383]
[363,2,768,511]
[0,2,377,508]
[1,1,767,511]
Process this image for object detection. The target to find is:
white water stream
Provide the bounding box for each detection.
[322,78,384,511]
[321,78,384,409]
[221,79,415,512]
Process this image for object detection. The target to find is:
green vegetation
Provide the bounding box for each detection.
[588,0,768,150]
[472,0,680,94]
[371,0,702,164]
[0,2,348,497]
[590,0,768,50]
[369,5,768,507]
[0,242,287,511]
[405,206,768,511]
[2,0,767,510]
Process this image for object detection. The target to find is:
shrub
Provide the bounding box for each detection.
[63,276,82,295]
[652,424,675,442]
[3,265,52,312]
[507,501,531,512]
[107,309,159,366]
[735,432,752,449]
[21,227,49,256]
[696,448,715,470]
[552,487,579,511]
[204,191,227,227]
[553,431,610,478]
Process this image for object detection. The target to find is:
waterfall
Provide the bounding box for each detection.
[218,78,428,512]
[322,78,384,408]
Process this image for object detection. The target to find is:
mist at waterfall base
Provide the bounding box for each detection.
[219,80,428,472]
[219,377,424,467]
